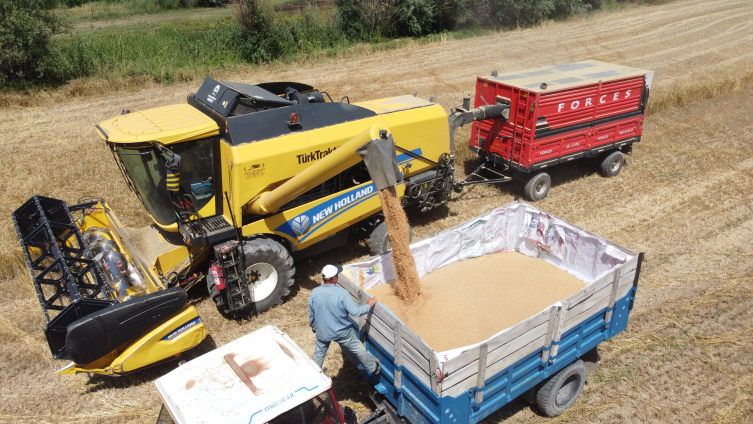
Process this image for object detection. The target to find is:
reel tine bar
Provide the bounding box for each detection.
[11,195,113,322]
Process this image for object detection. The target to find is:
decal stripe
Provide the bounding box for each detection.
[161,317,201,341]
[274,148,421,243]
[299,189,380,242]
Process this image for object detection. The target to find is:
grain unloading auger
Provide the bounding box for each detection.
[12,78,509,375]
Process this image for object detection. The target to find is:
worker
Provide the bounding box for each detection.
[309,264,381,374]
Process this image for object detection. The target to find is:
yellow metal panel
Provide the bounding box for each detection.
[231,101,450,250]
[380,104,450,178]
[98,104,219,145]
[242,182,406,250]
[55,306,205,375]
[117,306,205,373]
[231,115,384,209]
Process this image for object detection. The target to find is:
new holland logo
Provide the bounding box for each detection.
[291,215,311,237]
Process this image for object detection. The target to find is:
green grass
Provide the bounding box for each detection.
[57,20,246,83]
[52,15,496,84]
[20,0,643,89]
[60,0,188,23]
[53,5,354,82]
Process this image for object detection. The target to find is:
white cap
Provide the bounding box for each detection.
[322,265,342,279]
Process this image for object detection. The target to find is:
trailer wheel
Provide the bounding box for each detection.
[600,151,624,177]
[523,172,551,201]
[535,359,587,417]
[369,221,413,256]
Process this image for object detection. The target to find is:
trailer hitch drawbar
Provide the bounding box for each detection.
[454,160,513,193]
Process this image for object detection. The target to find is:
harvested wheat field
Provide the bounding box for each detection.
[1,0,753,422]
[368,252,587,352]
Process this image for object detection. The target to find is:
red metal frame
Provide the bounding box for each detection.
[329,388,346,424]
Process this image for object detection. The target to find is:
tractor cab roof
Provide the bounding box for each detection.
[155,326,331,424]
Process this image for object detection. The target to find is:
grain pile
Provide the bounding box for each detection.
[368,252,586,351]
[377,186,420,303]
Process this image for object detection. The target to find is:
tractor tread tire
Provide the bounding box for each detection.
[368,221,413,256]
[535,359,587,417]
[523,172,552,202]
[599,150,624,177]
[208,238,295,317]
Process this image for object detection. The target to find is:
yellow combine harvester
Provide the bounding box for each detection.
[12,79,508,375]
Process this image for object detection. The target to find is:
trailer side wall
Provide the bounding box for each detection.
[470,65,650,171]
[340,202,641,424]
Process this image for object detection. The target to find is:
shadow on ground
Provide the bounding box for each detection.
[83,334,218,394]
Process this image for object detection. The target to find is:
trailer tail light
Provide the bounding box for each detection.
[210,263,225,290]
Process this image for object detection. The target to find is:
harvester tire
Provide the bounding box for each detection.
[599,150,624,177]
[241,238,295,314]
[369,221,413,256]
[207,273,225,311]
[523,172,551,202]
[535,359,586,417]
[208,238,295,316]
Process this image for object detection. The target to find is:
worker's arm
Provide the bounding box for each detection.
[308,296,316,331]
[343,291,376,316]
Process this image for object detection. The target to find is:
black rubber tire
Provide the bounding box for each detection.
[207,272,225,311]
[599,150,624,177]
[368,221,413,256]
[523,172,552,202]
[207,238,295,317]
[535,359,587,417]
[521,386,538,405]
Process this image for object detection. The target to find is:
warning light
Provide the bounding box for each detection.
[287,112,301,127]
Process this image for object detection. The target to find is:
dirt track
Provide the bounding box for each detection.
[1,0,752,422]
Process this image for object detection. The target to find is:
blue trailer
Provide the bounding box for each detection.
[339,201,643,422]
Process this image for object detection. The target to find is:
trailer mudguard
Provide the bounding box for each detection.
[66,288,187,364]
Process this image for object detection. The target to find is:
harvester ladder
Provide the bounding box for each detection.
[214,241,252,314]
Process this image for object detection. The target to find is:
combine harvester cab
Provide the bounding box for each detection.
[338,201,644,421]
[465,60,654,201]
[12,196,206,375]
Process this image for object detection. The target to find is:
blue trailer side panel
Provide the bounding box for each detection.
[363,286,637,424]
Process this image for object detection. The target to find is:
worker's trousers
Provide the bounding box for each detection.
[313,327,377,373]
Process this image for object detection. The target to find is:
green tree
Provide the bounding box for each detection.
[0,0,69,86]
[234,0,282,62]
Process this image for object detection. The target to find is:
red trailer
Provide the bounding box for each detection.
[467,60,654,201]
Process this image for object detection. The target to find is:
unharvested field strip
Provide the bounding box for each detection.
[1,0,753,422]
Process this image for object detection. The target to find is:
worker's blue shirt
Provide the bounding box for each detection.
[309,281,371,341]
